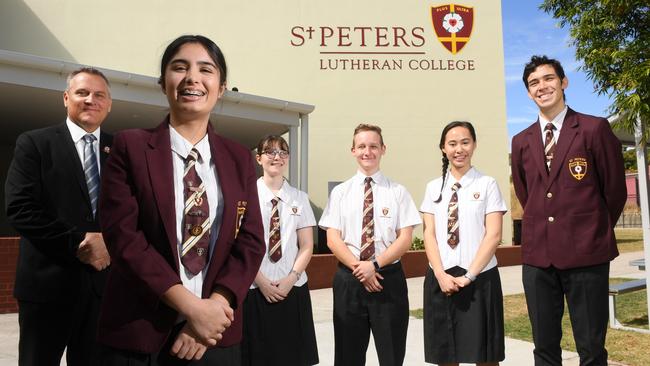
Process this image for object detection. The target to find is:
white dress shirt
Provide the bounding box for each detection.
[169,126,223,298]
[66,118,101,172]
[538,105,568,145]
[420,167,507,272]
[252,178,316,288]
[319,170,422,261]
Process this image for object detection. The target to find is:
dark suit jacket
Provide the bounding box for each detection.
[97,119,265,353]
[511,108,626,269]
[5,123,112,303]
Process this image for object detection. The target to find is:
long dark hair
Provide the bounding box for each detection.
[434,121,477,203]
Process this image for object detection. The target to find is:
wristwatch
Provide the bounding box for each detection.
[372,259,380,271]
[290,269,302,280]
[464,271,477,282]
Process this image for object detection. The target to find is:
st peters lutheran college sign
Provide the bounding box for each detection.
[290,4,477,72]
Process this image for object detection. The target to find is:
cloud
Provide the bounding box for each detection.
[507,117,533,125]
[505,73,521,83]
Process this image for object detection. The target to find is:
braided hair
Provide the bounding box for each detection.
[434,121,477,203]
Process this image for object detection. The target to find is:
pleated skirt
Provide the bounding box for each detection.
[241,283,319,366]
[423,266,505,364]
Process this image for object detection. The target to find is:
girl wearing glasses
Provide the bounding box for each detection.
[241,135,319,366]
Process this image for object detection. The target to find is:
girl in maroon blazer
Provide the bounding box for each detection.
[97,35,265,366]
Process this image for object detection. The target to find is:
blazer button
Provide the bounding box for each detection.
[548,216,555,222]
[546,192,553,198]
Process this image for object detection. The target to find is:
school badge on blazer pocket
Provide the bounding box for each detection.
[235,200,247,238]
[568,158,588,180]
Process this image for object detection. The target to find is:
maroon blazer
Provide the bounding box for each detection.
[511,108,626,269]
[97,119,264,353]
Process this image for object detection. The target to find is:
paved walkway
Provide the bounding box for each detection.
[0,250,645,365]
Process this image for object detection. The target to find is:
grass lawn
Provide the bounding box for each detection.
[504,278,649,366]
[411,279,649,365]
[615,228,645,253]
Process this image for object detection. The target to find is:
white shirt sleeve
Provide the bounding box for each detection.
[318,186,342,230]
[396,186,422,229]
[297,191,317,229]
[420,180,438,214]
[485,178,507,214]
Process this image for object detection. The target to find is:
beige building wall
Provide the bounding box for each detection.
[1,0,512,243]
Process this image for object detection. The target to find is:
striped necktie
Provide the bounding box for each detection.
[268,197,282,262]
[181,148,210,275]
[360,177,375,260]
[447,182,461,249]
[544,123,556,172]
[82,134,100,217]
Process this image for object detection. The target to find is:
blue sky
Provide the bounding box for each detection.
[502,0,612,142]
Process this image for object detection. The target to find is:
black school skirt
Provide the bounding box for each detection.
[241,283,319,366]
[423,266,505,364]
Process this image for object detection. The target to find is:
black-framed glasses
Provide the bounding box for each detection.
[263,149,289,159]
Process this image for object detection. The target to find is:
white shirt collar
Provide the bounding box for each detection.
[538,105,568,133]
[169,125,211,163]
[66,117,101,143]
[257,177,289,203]
[354,170,386,186]
[448,167,478,189]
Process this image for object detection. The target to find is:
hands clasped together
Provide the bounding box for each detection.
[435,271,472,296]
[352,260,384,293]
[171,294,234,361]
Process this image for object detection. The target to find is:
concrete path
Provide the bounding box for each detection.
[0,250,645,365]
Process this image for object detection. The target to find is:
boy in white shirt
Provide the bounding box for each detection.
[319,124,421,366]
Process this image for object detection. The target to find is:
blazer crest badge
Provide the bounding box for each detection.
[568,158,588,180]
[235,200,247,238]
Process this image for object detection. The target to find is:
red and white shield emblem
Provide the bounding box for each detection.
[430,4,474,54]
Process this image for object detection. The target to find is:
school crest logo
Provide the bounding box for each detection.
[382,207,389,216]
[568,158,588,180]
[430,4,474,54]
[473,192,480,199]
[292,206,298,214]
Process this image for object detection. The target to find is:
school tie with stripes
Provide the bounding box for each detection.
[82,134,100,217]
[181,148,210,276]
[360,177,375,260]
[544,123,556,172]
[268,197,282,262]
[447,182,461,249]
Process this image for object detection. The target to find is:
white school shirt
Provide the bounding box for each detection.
[420,167,506,272]
[251,178,316,288]
[538,105,568,145]
[170,126,223,298]
[319,171,422,261]
[66,118,101,172]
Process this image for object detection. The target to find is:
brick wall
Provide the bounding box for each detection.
[0,237,19,314]
[0,238,522,312]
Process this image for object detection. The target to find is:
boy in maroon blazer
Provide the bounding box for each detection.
[511,55,626,366]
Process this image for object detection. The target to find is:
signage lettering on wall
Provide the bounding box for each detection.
[290,4,476,71]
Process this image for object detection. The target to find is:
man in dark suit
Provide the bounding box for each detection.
[5,67,113,366]
[511,55,626,366]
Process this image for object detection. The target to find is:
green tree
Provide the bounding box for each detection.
[541,1,649,139]
[623,148,638,171]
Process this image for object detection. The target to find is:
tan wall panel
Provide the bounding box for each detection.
[5,0,512,243]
